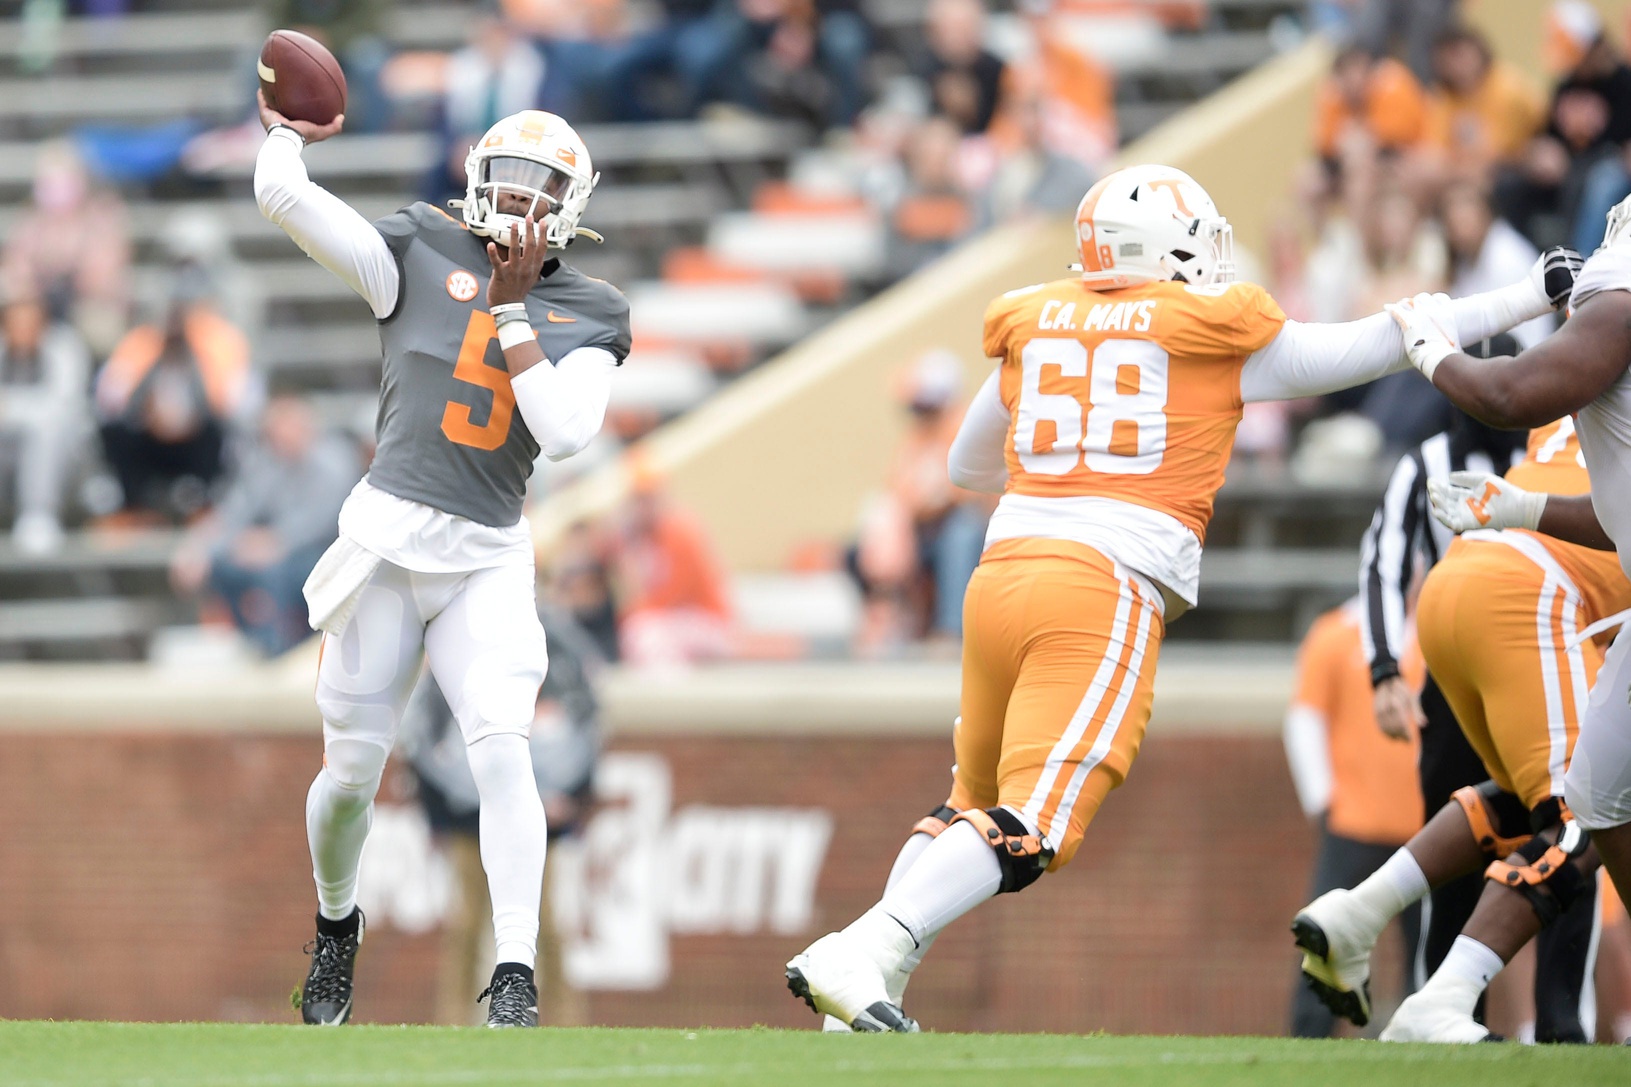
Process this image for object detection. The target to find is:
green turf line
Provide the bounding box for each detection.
[0,1023,1626,1087]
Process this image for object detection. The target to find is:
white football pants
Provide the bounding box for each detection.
[308,560,550,967]
[1567,627,1631,831]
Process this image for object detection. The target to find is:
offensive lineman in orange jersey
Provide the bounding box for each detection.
[1293,418,1630,1042]
[784,163,1585,1034]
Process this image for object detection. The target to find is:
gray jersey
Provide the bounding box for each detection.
[366,202,631,527]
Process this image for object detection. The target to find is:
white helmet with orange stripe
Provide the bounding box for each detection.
[1073,164,1234,290]
[456,109,601,249]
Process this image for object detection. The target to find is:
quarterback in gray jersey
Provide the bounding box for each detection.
[254,96,627,1028]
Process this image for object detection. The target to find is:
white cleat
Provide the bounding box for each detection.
[1380,989,1492,1043]
[786,933,918,1033]
[1290,888,1386,1027]
[820,963,911,1033]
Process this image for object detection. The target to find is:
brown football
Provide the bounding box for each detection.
[258,29,347,126]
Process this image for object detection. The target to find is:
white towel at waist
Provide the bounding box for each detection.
[303,535,382,636]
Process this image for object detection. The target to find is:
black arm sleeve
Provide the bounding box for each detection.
[1358,450,1426,685]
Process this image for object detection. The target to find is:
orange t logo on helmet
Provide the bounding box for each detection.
[1145,178,1194,217]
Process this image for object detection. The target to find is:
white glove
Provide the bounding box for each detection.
[1384,291,1461,381]
[1427,470,1548,533]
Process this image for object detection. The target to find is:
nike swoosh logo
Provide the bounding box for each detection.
[546,311,576,323]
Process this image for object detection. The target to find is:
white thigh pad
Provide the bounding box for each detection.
[424,564,548,744]
[315,563,428,748]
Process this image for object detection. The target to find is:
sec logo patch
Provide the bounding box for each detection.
[446,271,480,302]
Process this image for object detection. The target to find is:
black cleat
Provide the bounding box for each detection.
[479,966,539,1028]
[300,909,364,1026]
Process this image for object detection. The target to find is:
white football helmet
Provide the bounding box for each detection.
[1072,164,1234,289]
[456,110,600,249]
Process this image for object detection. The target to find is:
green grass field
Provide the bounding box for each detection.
[1,1023,1628,1087]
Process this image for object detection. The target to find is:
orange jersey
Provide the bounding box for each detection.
[1502,417,1631,621]
[1294,603,1425,846]
[982,277,1286,542]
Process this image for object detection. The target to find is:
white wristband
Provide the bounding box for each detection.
[1414,340,1457,382]
[497,321,535,350]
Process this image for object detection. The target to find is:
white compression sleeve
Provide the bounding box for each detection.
[509,346,616,461]
[466,732,548,968]
[254,127,401,319]
[1282,705,1333,817]
[947,370,1009,494]
[1240,280,1554,403]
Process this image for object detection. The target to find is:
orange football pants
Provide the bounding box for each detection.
[947,540,1164,870]
[1417,536,1602,811]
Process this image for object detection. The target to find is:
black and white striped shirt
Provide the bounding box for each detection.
[1357,431,1518,685]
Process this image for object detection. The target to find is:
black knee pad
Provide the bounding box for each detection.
[951,807,1054,894]
[1454,781,1533,857]
[910,804,959,839]
[1486,820,1593,925]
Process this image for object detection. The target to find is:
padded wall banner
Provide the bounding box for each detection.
[0,731,1320,1033]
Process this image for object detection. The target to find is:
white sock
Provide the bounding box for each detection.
[467,733,548,968]
[875,819,1002,944]
[1425,935,1505,1013]
[885,831,940,975]
[1348,848,1430,930]
[305,753,382,921]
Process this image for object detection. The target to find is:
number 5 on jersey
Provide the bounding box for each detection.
[442,310,517,451]
[1015,338,1169,475]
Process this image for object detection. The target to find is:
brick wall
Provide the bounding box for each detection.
[0,729,1320,1034]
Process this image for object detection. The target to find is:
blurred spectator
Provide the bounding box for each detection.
[161,209,267,351]
[520,0,627,120]
[1282,598,1424,1037]
[600,0,751,122]
[1,142,131,356]
[887,116,973,278]
[549,520,621,662]
[169,395,358,656]
[1006,5,1117,173]
[267,0,395,132]
[966,69,1098,226]
[612,458,733,668]
[402,603,602,1026]
[0,293,91,554]
[852,350,988,649]
[1348,185,1444,319]
[1422,25,1545,179]
[918,0,1007,135]
[1441,180,1549,350]
[738,0,831,128]
[427,13,547,206]
[1349,0,1457,84]
[737,0,872,130]
[95,269,253,522]
[1313,46,1428,168]
[1498,1,1631,251]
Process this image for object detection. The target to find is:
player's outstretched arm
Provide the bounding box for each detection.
[947,370,1009,494]
[253,90,400,320]
[1392,289,1631,429]
[1427,471,1616,551]
[1240,248,1580,403]
[488,217,615,461]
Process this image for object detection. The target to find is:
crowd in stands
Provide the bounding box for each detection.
[2,0,1135,662]
[1255,0,1631,476]
[11,0,1621,662]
